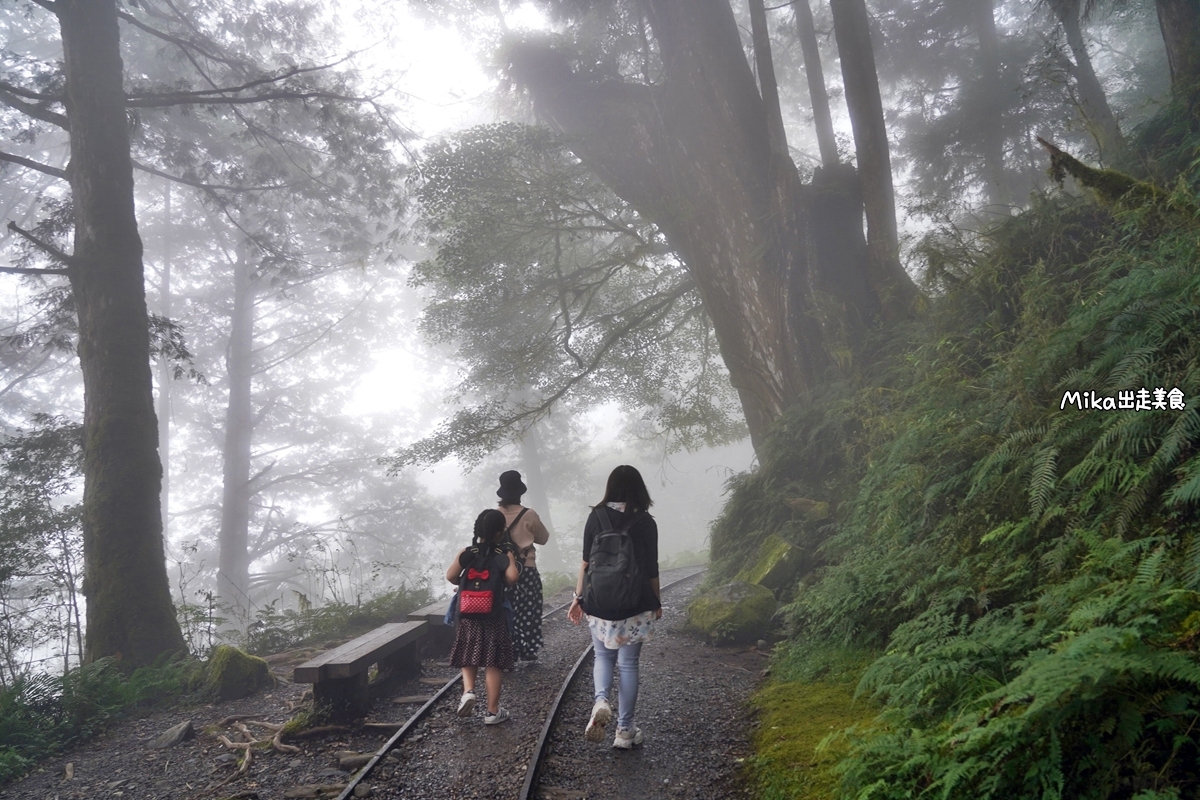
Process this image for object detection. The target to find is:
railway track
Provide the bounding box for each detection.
[335,566,707,800]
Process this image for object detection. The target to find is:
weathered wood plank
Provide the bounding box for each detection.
[405,600,450,625]
[293,621,427,684]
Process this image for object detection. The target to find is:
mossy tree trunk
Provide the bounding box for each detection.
[973,0,1012,205]
[829,0,918,318]
[508,0,916,451]
[793,0,839,170]
[1050,0,1125,160]
[1155,0,1200,96]
[59,0,186,666]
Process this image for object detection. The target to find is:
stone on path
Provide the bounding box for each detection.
[147,720,195,749]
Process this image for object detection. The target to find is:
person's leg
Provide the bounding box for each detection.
[526,568,544,657]
[590,629,616,702]
[585,628,616,741]
[457,666,478,716]
[614,641,643,730]
[484,667,504,714]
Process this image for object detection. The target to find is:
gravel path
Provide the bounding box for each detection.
[531,574,760,800]
[0,568,763,800]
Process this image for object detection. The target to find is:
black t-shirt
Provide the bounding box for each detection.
[580,506,660,620]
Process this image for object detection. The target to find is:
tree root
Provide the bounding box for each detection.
[288,725,349,739]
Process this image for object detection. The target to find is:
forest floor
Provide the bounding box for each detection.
[0,576,765,800]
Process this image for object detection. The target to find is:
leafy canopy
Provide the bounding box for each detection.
[390,122,743,467]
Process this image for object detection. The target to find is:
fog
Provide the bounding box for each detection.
[0,0,1177,673]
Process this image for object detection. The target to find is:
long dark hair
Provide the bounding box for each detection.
[594,465,653,514]
[473,509,507,547]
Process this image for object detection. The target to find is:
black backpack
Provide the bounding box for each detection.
[458,545,506,618]
[582,507,643,617]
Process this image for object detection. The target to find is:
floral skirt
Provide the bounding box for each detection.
[510,567,544,659]
[586,610,655,650]
[449,616,515,671]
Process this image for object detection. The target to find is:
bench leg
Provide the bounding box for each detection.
[376,642,420,680]
[419,625,455,659]
[313,672,369,721]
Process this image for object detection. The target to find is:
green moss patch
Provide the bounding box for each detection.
[206,645,270,701]
[686,580,775,643]
[748,679,876,800]
[736,534,805,593]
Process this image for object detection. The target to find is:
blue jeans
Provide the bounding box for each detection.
[590,630,643,730]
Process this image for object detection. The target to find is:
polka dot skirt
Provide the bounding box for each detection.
[510,567,544,660]
[449,616,515,671]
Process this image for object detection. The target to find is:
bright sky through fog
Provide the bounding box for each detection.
[341,2,552,422]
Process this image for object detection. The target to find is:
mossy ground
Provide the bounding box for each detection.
[748,679,875,800]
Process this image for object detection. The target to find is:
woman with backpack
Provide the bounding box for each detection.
[446,509,520,725]
[495,470,551,662]
[566,465,661,749]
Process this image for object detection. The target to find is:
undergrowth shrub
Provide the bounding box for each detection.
[0,655,201,783]
[240,583,436,656]
[721,120,1200,798]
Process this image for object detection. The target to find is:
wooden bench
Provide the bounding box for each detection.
[293,621,427,718]
[405,599,457,654]
[405,600,451,625]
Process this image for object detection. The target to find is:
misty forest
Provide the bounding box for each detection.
[1,0,1199,796]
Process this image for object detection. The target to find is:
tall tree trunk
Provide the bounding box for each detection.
[829,0,915,317]
[793,0,840,169]
[1053,2,1124,160]
[59,0,186,666]
[218,250,255,628]
[1155,0,1200,96]
[748,0,789,158]
[157,182,172,538]
[973,0,1010,206]
[509,0,914,450]
[519,425,554,535]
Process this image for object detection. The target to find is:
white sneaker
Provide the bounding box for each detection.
[613,726,644,749]
[456,691,476,717]
[584,698,612,742]
[484,707,510,725]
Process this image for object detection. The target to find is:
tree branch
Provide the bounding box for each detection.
[116,9,246,70]
[131,159,285,192]
[0,90,69,130]
[0,265,69,275]
[6,222,74,270]
[0,80,60,103]
[390,277,697,468]
[125,59,357,102]
[125,88,370,108]
[0,150,66,179]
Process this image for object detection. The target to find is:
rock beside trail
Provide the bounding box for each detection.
[207,644,272,700]
[146,719,194,749]
[686,580,776,643]
[735,534,805,594]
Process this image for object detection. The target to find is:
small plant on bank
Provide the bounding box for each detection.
[0,655,203,784]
